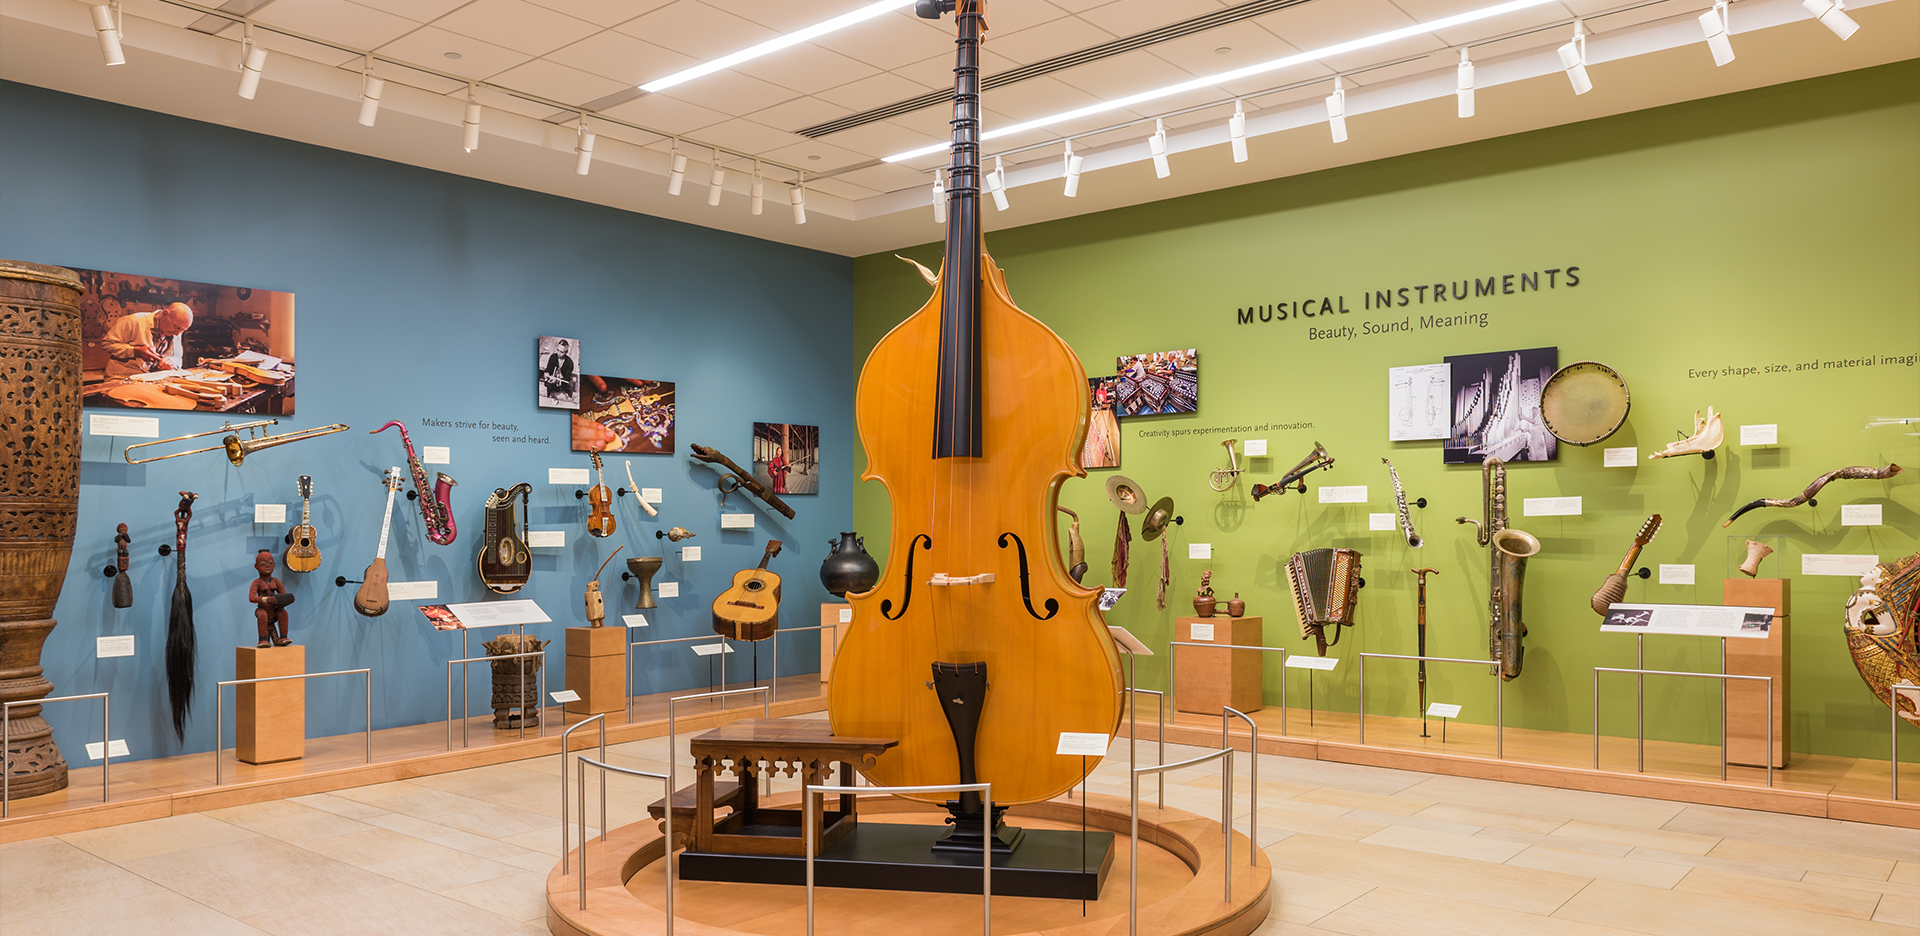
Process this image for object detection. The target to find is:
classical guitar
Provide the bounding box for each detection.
[353,468,402,617]
[283,474,321,572]
[713,540,782,641]
[586,451,615,538]
[477,482,534,594]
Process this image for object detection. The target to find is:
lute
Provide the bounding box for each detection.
[353,468,402,617]
[283,474,321,572]
[586,451,615,538]
[712,539,782,641]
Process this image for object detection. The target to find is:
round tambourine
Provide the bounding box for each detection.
[1540,361,1630,446]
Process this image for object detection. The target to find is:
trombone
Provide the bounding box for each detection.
[125,419,351,466]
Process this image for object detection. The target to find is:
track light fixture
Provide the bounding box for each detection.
[574,118,595,175]
[1326,77,1348,143]
[1802,0,1858,39]
[1148,118,1170,179]
[1559,21,1592,95]
[462,85,480,152]
[1228,101,1247,163]
[790,180,807,224]
[357,58,384,127]
[1063,142,1083,197]
[707,157,726,206]
[985,155,1009,211]
[667,141,686,195]
[1457,49,1475,118]
[1699,1,1735,65]
[237,28,266,99]
[751,162,764,216]
[91,4,124,66]
[932,170,947,222]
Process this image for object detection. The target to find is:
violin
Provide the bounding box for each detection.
[828,0,1124,818]
[586,451,615,538]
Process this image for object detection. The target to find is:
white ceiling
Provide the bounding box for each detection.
[3,0,1915,255]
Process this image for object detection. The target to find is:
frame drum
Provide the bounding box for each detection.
[1540,361,1629,445]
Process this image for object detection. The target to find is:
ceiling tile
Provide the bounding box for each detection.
[1051,46,1199,102]
[432,0,601,56]
[808,10,951,71]
[614,0,778,62]
[980,74,1108,123]
[489,58,629,106]
[813,71,932,112]
[1074,0,1224,37]
[350,0,470,23]
[377,26,534,81]
[691,118,809,156]
[1256,0,1420,51]
[251,29,363,69]
[523,0,677,28]
[1146,20,1304,77]
[808,177,881,200]
[120,0,210,29]
[1569,1,1696,34]
[812,119,945,159]
[599,91,729,135]
[370,59,469,96]
[978,0,1074,35]
[254,0,421,50]
[828,159,935,194]
[732,43,881,96]
[700,0,885,33]
[746,95,849,133]
[545,30,696,86]
[657,69,800,117]
[983,15,1115,65]
[469,83,572,120]
[757,138,873,174]
[1389,0,1573,47]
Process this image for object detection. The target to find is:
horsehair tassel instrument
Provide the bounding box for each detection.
[1455,457,1540,681]
[1411,568,1437,737]
[1251,441,1334,500]
[1383,457,1422,548]
[371,421,457,545]
[688,443,797,519]
[124,419,350,466]
[1111,511,1131,586]
[166,492,198,741]
[1590,514,1661,615]
[1723,464,1902,527]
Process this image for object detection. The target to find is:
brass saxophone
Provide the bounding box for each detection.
[1455,457,1540,681]
[372,421,458,545]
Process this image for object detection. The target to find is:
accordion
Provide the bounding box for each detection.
[1286,548,1362,656]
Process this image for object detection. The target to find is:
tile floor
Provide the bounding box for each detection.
[3,715,1915,935]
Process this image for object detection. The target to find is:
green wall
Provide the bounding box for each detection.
[852,61,1920,763]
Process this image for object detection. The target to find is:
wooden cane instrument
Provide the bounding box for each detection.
[1590,514,1661,615]
[352,469,402,617]
[712,539,783,641]
[829,0,1124,812]
[1412,568,1436,737]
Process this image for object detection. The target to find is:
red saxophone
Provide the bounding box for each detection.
[371,421,458,545]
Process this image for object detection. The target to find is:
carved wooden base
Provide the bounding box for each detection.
[1,619,70,800]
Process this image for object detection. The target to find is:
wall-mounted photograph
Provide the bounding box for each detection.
[1444,346,1559,463]
[71,266,296,413]
[536,335,580,409]
[753,422,819,495]
[1083,375,1121,469]
[1113,348,1198,417]
[572,376,675,453]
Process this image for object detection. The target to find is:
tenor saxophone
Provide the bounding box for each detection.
[1455,457,1540,681]
[372,421,458,545]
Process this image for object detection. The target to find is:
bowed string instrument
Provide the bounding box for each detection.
[828,0,1124,848]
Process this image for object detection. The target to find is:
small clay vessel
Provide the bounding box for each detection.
[1227,593,1245,617]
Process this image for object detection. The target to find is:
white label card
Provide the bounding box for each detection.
[657,581,679,598]
[838,608,853,623]
[1190,622,1215,642]
[1603,447,1638,467]
[550,690,581,703]
[1318,485,1368,504]
[252,503,286,524]
[720,514,755,529]
[422,446,451,464]
[96,635,134,658]
[622,614,649,628]
[1286,655,1339,671]
[1658,564,1695,586]
[387,580,438,600]
[681,546,702,561]
[548,467,590,485]
[1055,732,1110,756]
[89,414,160,437]
[526,530,565,548]
[1841,505,1883,526]
[1368,513,1397,531]
[1243,439,1268,457]
[1600,602,1776,637]
[1523,496,1582,517]
[1188,543,1212,560]
[641,488,662,504]
[84,740,131,760]
[1426,703,1462,718]
[691,642,733,656]
[1802,554,1879,576]
[1740,424,1779,446]
[443,599,551,627]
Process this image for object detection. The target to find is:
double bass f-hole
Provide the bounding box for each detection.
[997,532,1059,621]
[881,534,932,620]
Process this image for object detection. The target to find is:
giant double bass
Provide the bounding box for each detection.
[828,0,1125,843]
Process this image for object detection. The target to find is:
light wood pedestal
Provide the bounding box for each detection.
[565,626,626,716]
[1174,615,1263,715]
[235,645,304,765]
[819,603,850,683]
[1725,579,1790,769]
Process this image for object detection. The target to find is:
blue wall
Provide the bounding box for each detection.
[0,81,856,766]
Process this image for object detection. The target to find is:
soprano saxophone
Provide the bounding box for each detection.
[1455,457,1540,681]
[371,421,458,545]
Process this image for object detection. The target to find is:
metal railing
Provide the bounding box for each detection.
[3,693,110,818]
[1113,641,1166,807]
[1131,746,1234,935]
[573,755,672,927]
[446,651,544,749]
[1894,682,1918,801]
[559,713,607,874]
[1357,653,1504,759]
[1222,707,1258,864]
[215,669,370,786]
[805,782,991,936]
[768,622,837,706]
[1593,666,1774,787]
[1168,640,1289,735]
[627,634,734,722]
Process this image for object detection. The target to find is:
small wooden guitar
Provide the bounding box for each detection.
[712,539,782,641]
[283,474,321,572]
[586,451,615,538]
[354,468,402,617]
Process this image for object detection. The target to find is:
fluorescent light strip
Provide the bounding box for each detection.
[884,0,1560,162]
[640,0,915,93]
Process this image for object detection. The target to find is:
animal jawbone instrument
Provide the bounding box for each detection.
[1842,553,1919,728]
[1455,457,1541,680]
[830,0,1123,852]
[1648,406,1723,459]
[371,421,457,544]
[1723,464,1902,527]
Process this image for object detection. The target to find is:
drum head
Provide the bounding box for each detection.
[1540,361,1629,446]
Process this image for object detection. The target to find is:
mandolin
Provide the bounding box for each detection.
[712,539,782,641]
[586,451,615,538]
[353,468,402,617]
[828,0,1124,832]
[477,482,534,594]
[283,474,321,572]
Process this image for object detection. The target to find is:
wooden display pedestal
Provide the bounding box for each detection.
[1725,578,1790,769]
[1174,615,1263,716]
[565,626,626,716]
[235,645,304,765]
[819,603,850,683]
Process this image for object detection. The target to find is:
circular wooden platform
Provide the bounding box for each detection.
[547,792,1271,936]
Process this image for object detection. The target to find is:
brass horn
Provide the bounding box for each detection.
[1251,442,1334,501]
[125,419,351,466]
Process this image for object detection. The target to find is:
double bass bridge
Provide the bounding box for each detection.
[928,572,995,586]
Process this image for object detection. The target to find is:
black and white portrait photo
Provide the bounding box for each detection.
[536,335,580,410]
[1444,346,1558,464]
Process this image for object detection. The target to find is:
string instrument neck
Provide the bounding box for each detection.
[935,2,985,460]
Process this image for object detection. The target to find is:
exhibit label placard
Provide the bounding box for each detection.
[1603,447,1637,467]
[691,642,733,656]
[1426,703,1462,718]
[387,580,438,600]
[422,446,451,464]
[657,581,679,598]
[1318,485,1367,504]
[1523,496,1582,516]
[1802,554,1878,576]
[549,690,581,703]
[548,467,590,485]
[1188,543,1212,559]
[1841,505,1882,526]
[1368,513,1396,531]
[1286,655,1338,671]
[1739,424,1779,446]
[681,546,702,561]
[1189,622,1215,642]
[96,635,134,658]
[1599,603,1774,637]
[526,530,565,548]
[1055,732,1110,756]
[88,414,160,437]
[444,599,550,627]
[1243,439,1267,456]
[252,503,286,524]
[84,740,131,760]
[1658,564,1695,585]
[721,514,755,529]
[623,614,648,627]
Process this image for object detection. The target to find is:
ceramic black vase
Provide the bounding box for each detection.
[819,532,880,597]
